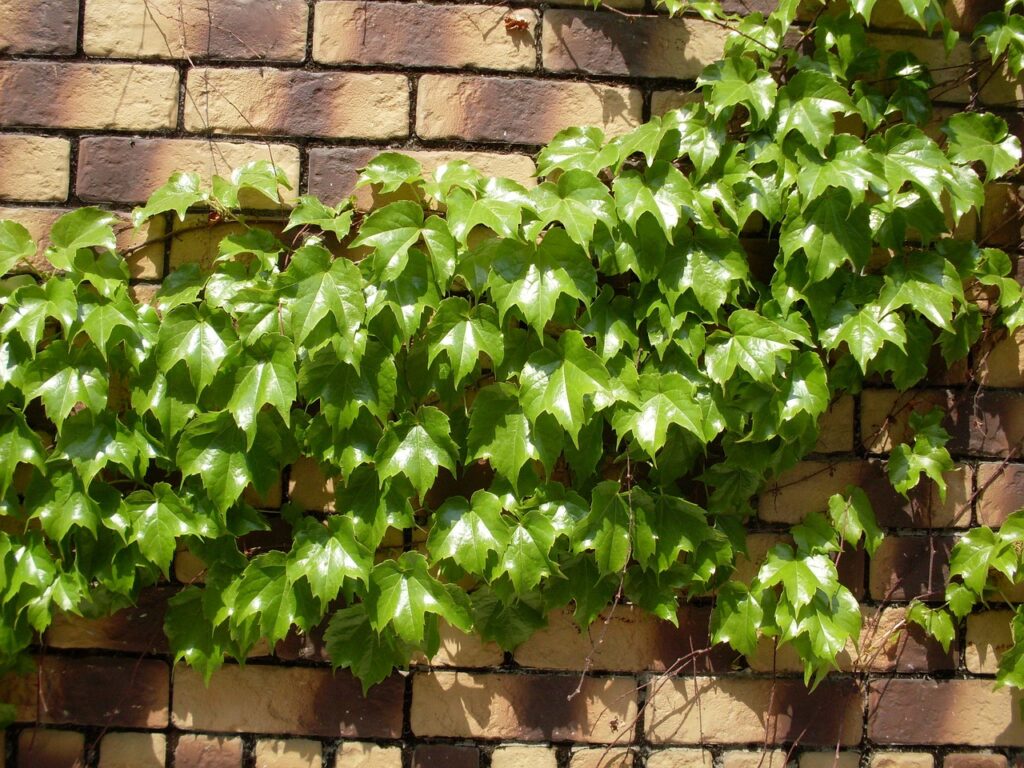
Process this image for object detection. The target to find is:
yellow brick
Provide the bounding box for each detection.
[569,748,635,767]
[647,748,715,768]
[723,750,791,768]
[651,90,701,115]
[801,753,862,768]
[966,610,1014,674]
[867,35,972,103]
[860,389,951,453]
[0,135,69,202]
[816,395,855,453]
[980,61,1024,107]
[333,742,403,768]
[99,732,165,768]
[491,746,559,768]
[871,753,934,768]
[255,739,321,768]
[185,68,409,139]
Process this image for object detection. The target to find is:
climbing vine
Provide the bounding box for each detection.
[0,0,1022,702]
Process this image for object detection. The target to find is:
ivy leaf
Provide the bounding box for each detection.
[366,551,473,644]
[581,285,639,361]
[825,302,907,372]
[0,221,35,275]
[324,604,407,694]
[946,581,978,619]
[876,125,953,210]
[24,471,102,541]
[948,525,1014,594]
[613,372,708,458]
[705,309,797,385]
[299,340,396,432]
[165,587,228,683]
[352,201,424,281]
[888,409,953,499]
[226,334,297,444]
[231,551,300,644]
[613,162,700,239]
[519,330,611,444]
[375,407,459,500]
[501,509,557,594]
[54,410,152,487]
[779,352,830,423]
[537,126,617,176]
[24,341,107,427]
[827,488,883,556]
[45,208,117,270]
[357,152,423,193]
[467,383,561,483]
[528,170,617,247]
[795,135,888,205]
[774,71,855,151]
[0,410,45,497]
[661,228,750,315]
[572,481,632,576]
[124,483,199,575]
[277,244,364,351]
[427,297,504,388]
[132,171,206,226]
[213,160,291,208]
[287,515,371,605]
[906,601,955,652]
[632,491,715,572]
[177,412,252,512]
[445,178,533,243]
[487,229,597,339]
[285,195,354,239]
[942,112,1021,181]
[427,491,511,576]
[711,581,763,656]
[780,188,871,282]
[758,545,836,611]
[157,305,238,395]
[698,54,778,124]
[879,251,962,331]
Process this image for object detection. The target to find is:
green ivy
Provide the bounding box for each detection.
[0,0,1022,699]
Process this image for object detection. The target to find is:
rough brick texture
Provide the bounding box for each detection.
[0,0,78,54]
[0,134,70,202]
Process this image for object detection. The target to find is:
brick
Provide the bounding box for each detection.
[47,587,170,653]
[412,621,503,667]
[647,749,715,768]
[860,389,951,454]
[867,0,996,31]
[760,459,972,528]
[416,75,642,145]
[315,2,536,71]
[979,328,1024,387]
[0,135,70,202]
[17,729,85,768]
[651,90,701,115]
[0,206,166,280]
[175,734,244,768]
[77,136,300,207]
[869,535,953,600]
[333,742,403,768]
[722,751,790,768]
[816,395,855,453]
[84,0,308,60]
[980,61,1024,107]
[491,746,559,768]
[288,456,337,511]
[978,463,1024,526]
[173,664,404,737]
[98,732,165,768]
[0,0,78,54]
[869,35,972,103]
[944,754,1009,768]
[871,754,933,768]
[515,605,734,673]
[184,68,409,139]
[646,677,862,745]
[569,748,634,767]
[255,739,321,768]
[410,670,636,742]
[413,744,480,768]
[0,62,178,131]
[8,656,168,727]
[868,679,1024,744]
[951,391,1024,457]
[306,146,537,209]
[167,213,287,273]
[966,610,1014,674]
[981,184,1024,249]
[801,753,861,768]
[543,11,726,79]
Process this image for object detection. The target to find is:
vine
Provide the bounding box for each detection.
[0,0,1022,708]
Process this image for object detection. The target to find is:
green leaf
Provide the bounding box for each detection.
[711,581,763,656]
[375,407,459,500]
[0,410,45,497]
[519,330,611,444]
[661,228,750,315]
[165,587,227,683]
[825,302,907,372]
[943,112,1021,181]
[705,309,797,385]
[231,551,299,644]
[45,208,117,270]
[427,297,504,388]
[357,152,423,193]
[613,161,702,239]
[0,220,35,275]
[226,334,297,443]
[445,178,532,243]
[366,551,472,644]
[24,471,101,541]
[528,170,616,247]
[537,126,617,176]
[613,372,708,458]
[501,510,557,594]
[572,481,632,575]
[698,54,778,124]
[427,491,511,576]
[299,341,396,432]
[827,488,883,556]
[285,195,354,239]
[324,604,407,693]
[277,244,364,350]
[467,383,561,484]
[780,188,871,282]
[888,409,953,499]
[352,201,425,281]
[632,490,715,573]
[795,136,887,206]
[287,515,371,604]
[124,483,198,575]
[157,304,238,395]
[758,545,835,611]
[132,171,206,226]
[774,71,854,151]
[177,412,252,512]
[581,285,639,361]
[24,341,107,426]
[906,601,955,652]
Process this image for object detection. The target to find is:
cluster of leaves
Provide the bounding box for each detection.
[0,0,1021,697]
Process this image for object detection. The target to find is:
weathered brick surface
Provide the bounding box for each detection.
[646,677,863,745]
[46,587,170,653]
[254,739,322,768]
[801,753,861,768]
[412,744,480,768]
[84,0,308,60]
[173,664,404,737]
[0,62,179,130]
[0,0,78,54]
[416,75,642,144]
[569,748,635,767]
[722,750,789,768]
[315,2,537,70]
[869,535,954,601]
[979,328,1024,387]
[491,746,560,768]
[184,68,409,138]
[978,462,1024,526]
[966,610,1014,674]
[944,754,1010,768]
[543,11,726,78]
[871,753,934,768]
[17,729,85,768]
[868,679,1024,744]
[333,743,403,768]
[77,137,301,206]
[98,732,166,768]
[0,134,70,202]
[174,734,244,768]
[9,656,169,728]
[410,671,636,742]
[647,749,715,768]
[982,183,1024,249]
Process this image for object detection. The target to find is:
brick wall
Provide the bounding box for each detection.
[0,0,1022,767]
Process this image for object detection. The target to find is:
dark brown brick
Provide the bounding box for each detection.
[17,729,85,768]
[46,587,170,654]
[869,535,954,601]
[945,754,1010,768]
[173,664,404,738]
[948,391,1024,458]
[0,0,78,55]
[542,10,725,78]
[174,734,244,768]
[889,617,959,672]
[414,744,480,768]
[869,679,1024,745]
[978,463,1024,526]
